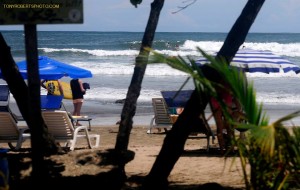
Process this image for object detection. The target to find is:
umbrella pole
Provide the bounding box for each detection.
[172,77,191,100]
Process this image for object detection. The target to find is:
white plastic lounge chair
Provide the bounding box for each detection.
[40,95,93,131]
[0,84,19,122]
[0,84,10,107]
[147,98,173,134]
[42,110,100,151]
[149,97,215,151]
[0,112,30,150]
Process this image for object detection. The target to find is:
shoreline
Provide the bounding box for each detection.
[9,99,300,127]
[56,103,300,127]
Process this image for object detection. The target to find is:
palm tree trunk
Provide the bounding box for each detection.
[0,33,30,121]
[142,0,265,189]
[0,32,60,188]
[114,0,165,175]
[142,90,208,189]
[217,0,265,63]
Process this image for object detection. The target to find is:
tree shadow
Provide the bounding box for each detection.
[182,147,239,157]
[6,148,242,190]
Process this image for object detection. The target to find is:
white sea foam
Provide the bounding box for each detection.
[40,40,300,60]
[257,91,300,104]
[84,87,161,103]
[37,39,300,107]
[246,70,300,78]
[40,48,139,56]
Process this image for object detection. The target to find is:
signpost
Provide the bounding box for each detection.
[0,1,83,180]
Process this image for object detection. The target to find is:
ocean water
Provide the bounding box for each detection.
[1,31,300,124]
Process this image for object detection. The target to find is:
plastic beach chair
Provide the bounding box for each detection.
[0,84,9,106]
[0,84,19,122]
[0,112,30,150]
[160,90,216,151]
[147,98,173,134]
[42,110,100,151]
[40,95,93,131]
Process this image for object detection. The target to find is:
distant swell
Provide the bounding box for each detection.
[40,40,300,57]
[40,48,139,56]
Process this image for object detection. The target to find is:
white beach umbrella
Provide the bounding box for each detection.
[196,48,300,74]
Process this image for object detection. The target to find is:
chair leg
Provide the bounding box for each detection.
[206,136,210,152]
[15,135,24,150]
[69,139,77,151]
[147,116,155,134]
[89,134,100,148]
[69,126,92,150]
[83,129,93,149]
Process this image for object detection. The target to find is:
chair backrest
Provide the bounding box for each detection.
[0,112,19,140]
[41,95,63,110]
[0,84,10,106]
[161,90,193,108]
[152,98,172,125]
[0,84,19,123]
[42,110,74,140]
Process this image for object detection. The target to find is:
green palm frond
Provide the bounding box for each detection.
[273,110,300,126]
[206,54,268,126]
[251,124,276,156]
[147,46,300,189]
[147,48,218,99]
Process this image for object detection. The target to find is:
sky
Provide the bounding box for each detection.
[1,0,300,33]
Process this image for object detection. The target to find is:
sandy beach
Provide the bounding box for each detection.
[4,125,247,190]
[4,88,299,190]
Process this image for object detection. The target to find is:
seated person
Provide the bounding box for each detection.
[210,84,242,152]
[176,107,184,115]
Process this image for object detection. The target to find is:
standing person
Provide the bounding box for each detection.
[70,78,86,125]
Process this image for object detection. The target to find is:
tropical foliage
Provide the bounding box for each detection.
[148,47,300,190]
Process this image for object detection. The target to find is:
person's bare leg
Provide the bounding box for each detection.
[75,102,83,116]
[73,102,77,116]
[213,109,225,152]
[74,102,83,125]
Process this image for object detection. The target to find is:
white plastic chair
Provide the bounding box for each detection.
[0,112,30,150]
[147,98,173,134]
[42,110,100,151]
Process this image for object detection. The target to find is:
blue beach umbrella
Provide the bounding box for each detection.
[196,49,300,74]
[0,56,93,80]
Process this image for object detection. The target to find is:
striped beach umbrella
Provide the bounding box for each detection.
[196,49,300,74]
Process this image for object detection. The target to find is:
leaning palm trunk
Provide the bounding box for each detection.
[114,0,165,178]
[0,33,59,189]
[142,0,265,189]
[148,48,300,189]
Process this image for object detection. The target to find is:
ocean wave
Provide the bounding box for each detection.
[85,87,161,103]
[69,61,189,76]
[40,48,139,56]
[73,86,300,106]
[181,40,300,57]
[246,71,300,78]
[73,60,300,78]
[40,40,300,58]
[257,92,300,104]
